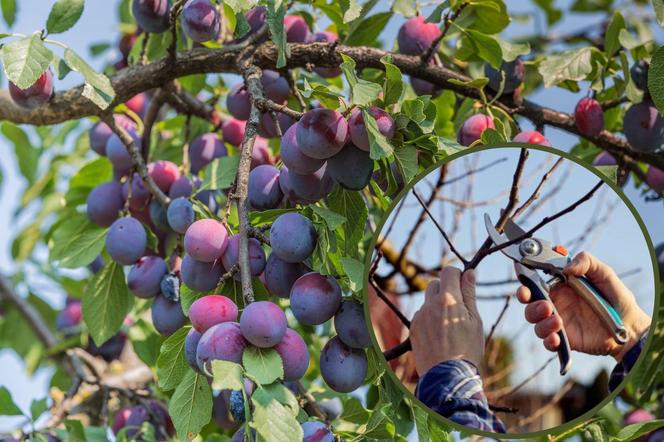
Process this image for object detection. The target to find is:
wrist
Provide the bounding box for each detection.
[611,310,650,362]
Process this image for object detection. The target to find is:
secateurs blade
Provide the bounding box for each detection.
[483,213,628,376]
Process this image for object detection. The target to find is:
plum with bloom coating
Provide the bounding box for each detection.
[270,213,317,263]
[290,272,342,325]
[296,108,349,159]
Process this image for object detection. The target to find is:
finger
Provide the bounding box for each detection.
[543,333,561,352]
[564,251,614,281]
[423,279,441,305]
[525,300,553,323]
[516,286,531,304]
[439,267,463,306]
[534,315,563,339]
[460,269,479,318]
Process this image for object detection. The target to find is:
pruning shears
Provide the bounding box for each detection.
[483,213,627,375]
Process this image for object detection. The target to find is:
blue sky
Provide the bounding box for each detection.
[0,0,662,435]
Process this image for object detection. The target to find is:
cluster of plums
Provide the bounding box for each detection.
[112,400,175,441]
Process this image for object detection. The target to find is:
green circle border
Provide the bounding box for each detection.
[361,142,662,440]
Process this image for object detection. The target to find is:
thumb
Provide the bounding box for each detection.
[461,269,479,318]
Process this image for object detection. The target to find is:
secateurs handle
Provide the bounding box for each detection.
[564,275,628,345]
[517,271,572,375]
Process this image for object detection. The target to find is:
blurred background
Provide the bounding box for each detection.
[0,0,662,437]
[369,148,655,432]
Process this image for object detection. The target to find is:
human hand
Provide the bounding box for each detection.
[517,252,651,361]
[410,267,484,376]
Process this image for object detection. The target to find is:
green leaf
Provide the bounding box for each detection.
[1,122,39,183]
[480,128,506,144]
[65,157,113,205]
[461,0,509,34]
[179,284,204,314]
[613,420,664,442]
[595,165,618,186]
[604,11,624,57]
[266,1,287,69]
[648,45,664,115]
[380,55,404,107]
[310,205,346,230]
[571,0,613,12]
[46,0,85,34]
[251,387,303,442]
[64,419,87,442]
[202,155,240,191]
[50,214,107,268]
[463,30,502,69]
[497,39,530,62]
[341,397,370,424]
[83,261,133,345]
[362,408,395,439]
[242,346,283,385]
[341,0,361,22]
[340,54,382,106]
[30,398,49,420]
[394,144,418,182]
[425,1,449,22]
[0,387,23,416]
[533,0,562,25]
[327,188,368,256]
[363,107,394,159]
[129,318,162,367]
[1,0,16,27]
[1,33,54,89]
[63,48,115,109]
[653,0,664,26]
[168,370,213,442]
[157,327,190,391]
[344,12,392,46]
[415,405,430,442]
[210,360,245,391]
[340,256,364,292]
[538,47,597,87]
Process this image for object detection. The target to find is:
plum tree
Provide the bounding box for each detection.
[251,136,274,168]
[280,124,325,174]
[226,83,251,121]
[302,421,334,442]
[189,133,227,174]
[309,31,342,78]
[221,118,246,146]
[513,130,551,146]
[148,160,180,193]
[184,219,229,262]
[89,115,135,156]
[196,322,248,369]
[574,97,604,136]
[261,70,290,104]
[106,217,147,265]
[151,294,186,336]
[334,300,371,349]
[258,111,295,139]
[221,235,266,278]
[296,108,349,159]
[290,272,342,325]
[348,107,395,152]
[149,200,172,232]
[327,143,374,190]
[128,256,168,298]
[185,328,203,372]
[592,151,617,166]
[624,100,664,152]
[239,301,287,347]
[189,295,239,333]
[182,0,221,43]
[319,336,367,393]
[284,15,310,42]
[630,60,649,91]
[107,129,141,172]
[9,69,54,109]
[647,166,664,193]
[274,328,309,380]
[263,253,308,298]
[485,58,525,93]
[458,114,495,146]
[287,164,335,202]
[269,213,317,263]
[248,165,283,210]
[167,197,195,233]
[131,0,170,33]
[397,16,442,55]
[181,256,224,292]
[86,181,124,227]
[169,176,201,198]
